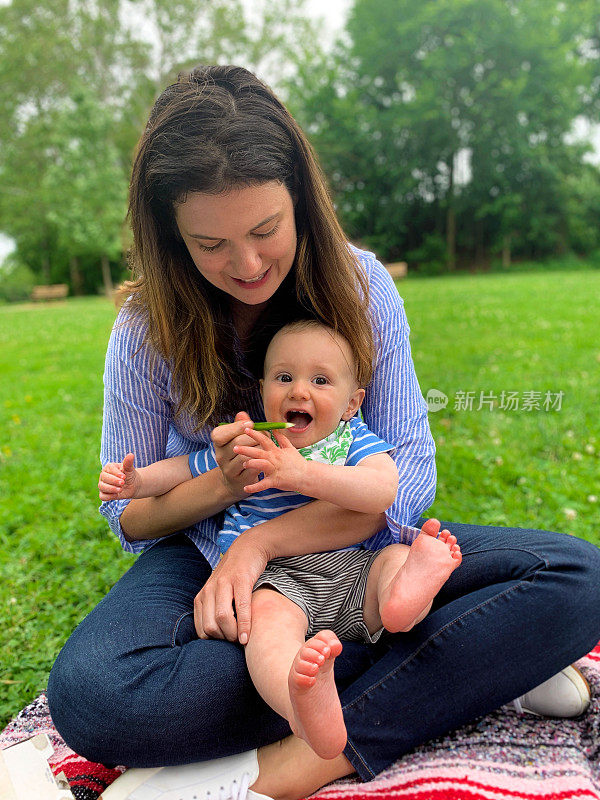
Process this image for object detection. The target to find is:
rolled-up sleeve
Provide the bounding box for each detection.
[359,252,437,544]
[99,307,173,554]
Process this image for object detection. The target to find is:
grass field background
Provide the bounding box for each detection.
[1,269,599,728]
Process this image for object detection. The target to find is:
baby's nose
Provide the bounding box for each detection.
[288,380,310,399]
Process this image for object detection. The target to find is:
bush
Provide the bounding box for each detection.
[405,233,448,275]
[0,257,36,302]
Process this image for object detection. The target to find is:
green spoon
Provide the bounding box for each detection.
[217,421,295,430]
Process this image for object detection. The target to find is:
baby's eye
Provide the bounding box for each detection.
[313,376,329,385]
[276,373,292,383]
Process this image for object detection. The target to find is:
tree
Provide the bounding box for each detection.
[0,0,145,288]
[43,90,129,295]
[290,0,600,268]
[0,0,323,293]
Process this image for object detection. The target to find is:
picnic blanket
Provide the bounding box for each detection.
[2,643,599,800]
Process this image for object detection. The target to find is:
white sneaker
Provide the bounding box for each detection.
[100,749,273,800]
[512,665,591,718]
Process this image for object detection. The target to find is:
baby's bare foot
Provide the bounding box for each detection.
[288,630,346,760]
[380,518,462,633]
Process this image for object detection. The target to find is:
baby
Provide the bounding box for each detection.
[99,320,461,760]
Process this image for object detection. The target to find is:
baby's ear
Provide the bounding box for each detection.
[342,387,365,420]
[259,378,264,397]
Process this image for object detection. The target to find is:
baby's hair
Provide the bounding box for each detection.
[265,319,366,386]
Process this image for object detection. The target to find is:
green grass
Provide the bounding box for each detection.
[0,298,135,726]
[401,270,600,535]
[0,272,599,728]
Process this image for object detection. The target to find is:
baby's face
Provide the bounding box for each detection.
[261,326,365,448]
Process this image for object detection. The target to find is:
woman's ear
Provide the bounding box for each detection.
[341,388,365,421]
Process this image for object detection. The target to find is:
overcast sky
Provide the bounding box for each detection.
[305,0,351,44]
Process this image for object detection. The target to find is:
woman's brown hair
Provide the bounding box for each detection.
[124,64,374,427]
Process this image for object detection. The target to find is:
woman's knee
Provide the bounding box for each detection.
[553,533,600,601]
[533,532,600,653]
[47,636,127,763]
[47,625,265,765]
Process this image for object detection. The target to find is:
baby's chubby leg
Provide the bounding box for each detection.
[245,588,309,724]
[246,589,346,761]
[363,518,462,635]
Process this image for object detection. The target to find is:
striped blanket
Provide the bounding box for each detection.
[1,644,599,800]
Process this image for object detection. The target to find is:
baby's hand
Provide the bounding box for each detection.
[98,453,139,501]
[233,429,308,494]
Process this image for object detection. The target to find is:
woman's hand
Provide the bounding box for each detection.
[211,411,260,501]
[194,530,270,644]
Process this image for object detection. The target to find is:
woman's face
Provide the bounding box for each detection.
[174,181,297,309]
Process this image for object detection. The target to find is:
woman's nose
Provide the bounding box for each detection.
[231,243,262,277]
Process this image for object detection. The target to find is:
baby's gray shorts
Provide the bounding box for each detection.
[253,548,384,643]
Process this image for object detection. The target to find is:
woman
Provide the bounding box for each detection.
[47,65,600,800]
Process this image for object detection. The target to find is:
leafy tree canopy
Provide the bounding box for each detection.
[290,0,600,268]
[0,0,321,293]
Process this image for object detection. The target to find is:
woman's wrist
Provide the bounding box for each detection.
[229,524,274,563]
[218,472,249,506]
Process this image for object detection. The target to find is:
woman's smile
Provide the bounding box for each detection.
[231,266,271,288]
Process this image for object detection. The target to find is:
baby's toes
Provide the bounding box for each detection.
[301,644,327,667]
[438,529,454,545]
[313,630,342,658]
[306,635,331,658]
[294,655,320,678]
[421,518,441,538]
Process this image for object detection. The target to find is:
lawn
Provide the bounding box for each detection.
[0,270,599,727]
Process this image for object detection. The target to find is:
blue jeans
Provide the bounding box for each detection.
[47,523,600,781]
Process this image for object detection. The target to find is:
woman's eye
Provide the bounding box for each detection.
[254,224,279,240]
[313,376,328,385]
[198,240,224,252]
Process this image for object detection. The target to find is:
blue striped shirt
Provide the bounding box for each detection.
[189,417,394,556]
[99,247,436,567]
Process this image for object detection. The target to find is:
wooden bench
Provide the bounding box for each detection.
[30,284,69,301]
[385,261,408,280]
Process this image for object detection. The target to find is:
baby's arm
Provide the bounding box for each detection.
[302,452,398,513]
[98,453,193,502]
[235,429,398,514]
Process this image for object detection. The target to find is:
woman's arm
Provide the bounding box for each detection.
[100,313,259,548]
[119,467,236,541]
[195,499,387,643]
[360,255,437,540]
[119,417,263,541]
[254,501,387,557]
[100,308,177,552]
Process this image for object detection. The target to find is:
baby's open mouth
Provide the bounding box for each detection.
[285,411,313,430]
